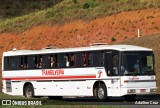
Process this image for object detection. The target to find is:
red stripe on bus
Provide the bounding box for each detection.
[2,75,96,81]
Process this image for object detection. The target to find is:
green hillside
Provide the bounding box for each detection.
[0,0,63,19]
[0,0,160,33]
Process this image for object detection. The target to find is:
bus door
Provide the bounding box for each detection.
[105,51,121,96]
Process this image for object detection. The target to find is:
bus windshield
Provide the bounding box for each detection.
[121,51,155,76]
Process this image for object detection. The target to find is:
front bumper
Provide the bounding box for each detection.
[121,87,157,96]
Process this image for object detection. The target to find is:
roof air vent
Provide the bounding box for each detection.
[12,48,17,51]
[90,43,108,46]
[42,46,57,50]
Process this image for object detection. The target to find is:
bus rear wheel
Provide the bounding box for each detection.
[24,85,34,98]
[96,83,108,101]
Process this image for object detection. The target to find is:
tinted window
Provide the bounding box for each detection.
[140,52,154,74]
[65,54,70,67]
[4,57,10,70]
[121,51,155,75]
[4,57,20,70]
[88,51,104,67]
[70,53,75,67]
[50,54,57,68]
[105,51,119,76]
[57,54,66,68]
[43,55,50,68]
[27,56,36,69]
[3,51,107,70]
[75,53,83,67]
[20,56,28,69]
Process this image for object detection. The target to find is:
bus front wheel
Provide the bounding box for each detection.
[24,84,34,98]
[96,83,108,101]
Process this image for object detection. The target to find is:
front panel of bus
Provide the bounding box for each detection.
[120,51,157,95]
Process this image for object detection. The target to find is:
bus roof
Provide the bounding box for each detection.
[3,45,152,56]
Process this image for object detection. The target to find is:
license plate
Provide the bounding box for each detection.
[140,89,146,92]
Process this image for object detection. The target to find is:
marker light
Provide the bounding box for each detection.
[150,88,157,93]
[127,89,136,93]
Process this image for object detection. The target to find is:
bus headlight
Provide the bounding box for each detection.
[127,89,136,93]
[150,88,157,93]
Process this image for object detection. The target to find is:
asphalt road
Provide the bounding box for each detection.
[1,94,160,107]
[60,94,160,106]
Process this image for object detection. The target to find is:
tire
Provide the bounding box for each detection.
[48,96,63,100]
[24,84,34,98]
[96,83,108,101]
[124,94,136,101]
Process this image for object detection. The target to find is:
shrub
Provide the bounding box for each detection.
[124,36,127,39]
[72,0,77,3]
[155,26,159,30]
[0,46,4,49]
[111,37,116,42]
[122,27,125,30]
[152,22,155,24]
[112,21,114,25]
[116,31,119,34]
[83,3,90,9]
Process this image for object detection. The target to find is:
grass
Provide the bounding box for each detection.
[157,87,160,93]
[0,93,128,108]
[0,0,63,19]
[0,93,26,99]
[1,0,160,33]
[1,105,127,108]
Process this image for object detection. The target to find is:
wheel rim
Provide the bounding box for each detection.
[98,87,104,99]
[26,88,32,98]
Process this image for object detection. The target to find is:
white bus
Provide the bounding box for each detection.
[2,44,157,101]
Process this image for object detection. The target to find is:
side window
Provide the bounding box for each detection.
[69,52,87,67]
[36,55,45,69]
[17,56,21,69]
[50,54,57,68]
[75,53,83,67]
[89,52,93,66]
[56,53,70,68]
[27,56,35,69]
[92,51,104,66]
[140,52,154,74]
[113,53,119,75]
[87,52,91,66]
[24,56,28,69]
[106,51,119,76]
[83,52,87,66]
[65,54,70,67]
[4,56,21,70]
[39,55,43,68]
[106,52,112,75]
[57,54,66,68]
[10,57,15,70]
[70,53,75,67]
[4,57,10,70]
[10,57,20,70]
[20,56,24,69]
[21,56,28,69]
[43,55,50,68]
